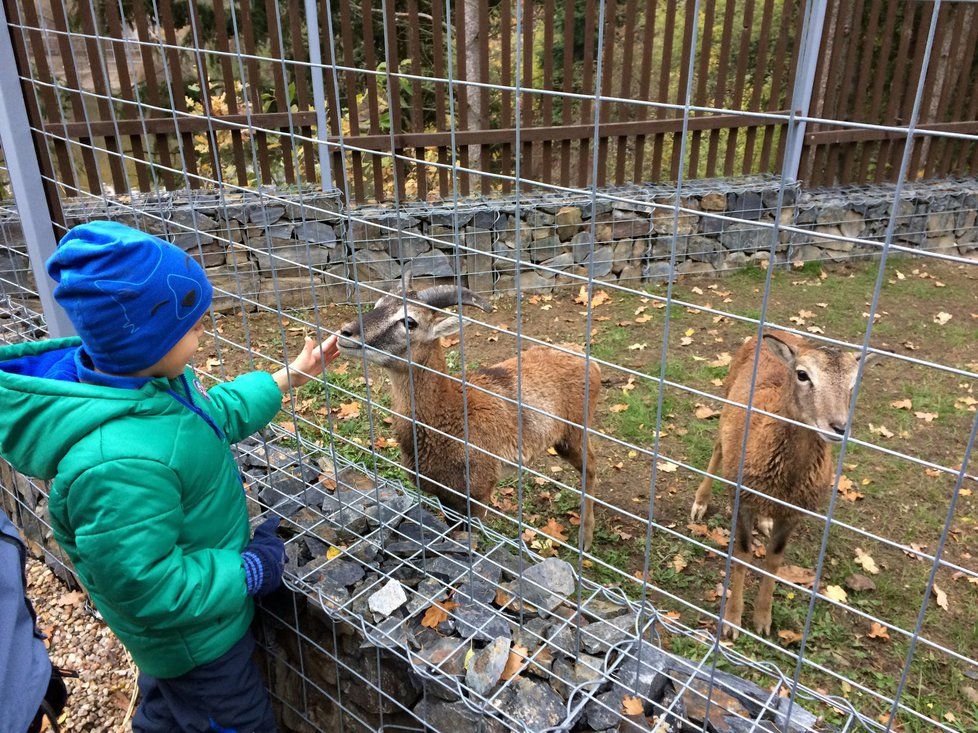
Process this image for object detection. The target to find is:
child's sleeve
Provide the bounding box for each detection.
[67,459,248,629]
[203,371,282,444]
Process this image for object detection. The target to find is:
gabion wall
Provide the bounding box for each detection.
[2,177,975,313]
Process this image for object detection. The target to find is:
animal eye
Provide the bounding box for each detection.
[796,369,810,383]
[404,317,418,330]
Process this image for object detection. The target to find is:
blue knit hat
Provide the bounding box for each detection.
[47,221,213,374]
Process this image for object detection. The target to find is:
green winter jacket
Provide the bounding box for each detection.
[0,336,282,678]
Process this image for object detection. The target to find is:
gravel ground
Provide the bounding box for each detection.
[26,558,136,732]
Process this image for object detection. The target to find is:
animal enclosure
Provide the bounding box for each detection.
[0,1,977,732]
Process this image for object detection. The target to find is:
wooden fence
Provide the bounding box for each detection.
[4,0,978,205]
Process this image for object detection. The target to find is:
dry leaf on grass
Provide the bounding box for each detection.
[609,403,630,413]
[694,404,720,420]
[670,554,688,573]
[914,411,938,422]
[869,423,895,438]
[932,584,949,611]
[627,342,648,351]
[656,461,679,473]
[778,565,817,588]
[837,475,864,502]
[824,585,848,604]
[867,622,890,640]
[541,518,569,542]
[890,398,913,410]
[278,421,298,435]
[574,286,612,308]
[336,401,361,420]
[778,629,803,646]
[854,548,880,575]
[421,600,459,628]
[621,695,645,716]
[709,352,732,367]
[933,311,952,325]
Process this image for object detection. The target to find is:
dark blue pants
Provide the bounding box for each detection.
[131,631,277,733]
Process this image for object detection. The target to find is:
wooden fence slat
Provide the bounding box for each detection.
[631,0,658,182]
[670,0,697,180]
[613,0,638,186]
[937,5,978,177]
[286,0,318,184]
[540,0,556,185]
[478,0,492,194]
[455,0,471,196]
[724,0,754,176]
[595,0,617,187]
[651,0,677,179]
[706,0,736,178]
[263,0,296,184]
[208,0,248,187]
[577,0,596,187]
[843,0,881,182]
[858,0,898,182]
[234,0,273,184]
[406,0,428,199]
[558,0,575,187]
[359,0,385,200]
[431,0,449,197]
[338,0,366,201]
[688,0,716,179]
[381,0,405,201]
[500,0,513,192]
[520,0,534,185]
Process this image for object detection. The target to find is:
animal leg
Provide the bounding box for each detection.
[753,516,796,636]
[555,437,596,552]
[722,507,755,641]
[692,440,722,521]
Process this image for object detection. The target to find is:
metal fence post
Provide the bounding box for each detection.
[0,5,74,337]
[782,0,829,184]
[304,0,335,193]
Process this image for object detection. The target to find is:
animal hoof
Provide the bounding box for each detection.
[690,500,709,521]
[753,615,772,637]
[721,621,741,641]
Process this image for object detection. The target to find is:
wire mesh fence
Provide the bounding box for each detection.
[0,0,977,732]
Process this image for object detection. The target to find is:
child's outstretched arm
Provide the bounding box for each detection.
[202,334,340,444]
[272,334,340,393]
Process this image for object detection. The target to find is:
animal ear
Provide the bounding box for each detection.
[861,351,882,367]
[399,266,413,294]
[762,333,797,366]
[431,315,461,340]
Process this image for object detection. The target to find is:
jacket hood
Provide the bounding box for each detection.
[0,337,162,479]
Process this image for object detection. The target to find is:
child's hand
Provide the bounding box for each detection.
[273,334,340,393]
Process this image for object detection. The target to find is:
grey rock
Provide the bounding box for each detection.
[167,209,218,231]
[570,231,594,263]
[720,223,765,252]
[410,249,456,278]
[548,619,589,657]
[465,637,510,696]
[248,204,285,226]
[352,249,402,283]
[368,578,408,617]
[774,696,820,733]
[525,209,555,228]
[456,602,512,642]
[387,234,432,261]
[413,700,507,733]
[787,244,823,264]
[294,220,338,246]
[677,260,716,276]
[525,557,576,596]
[555,206,583,240]
[700,192,727,211]
[321,558,365,587]
[686,236,722,265]
[838,209,865,239]
[541,252,576,271]
[731,191,763,219]
[518,269,555,294]
[529,235,561,263]
[582,245,614,278]
[581,611,638,655]
[613,641,671,701]
[428,210,472,228]
[550,653,604,699]
[310,578,350,608]
[586,689,625,730]
[251,241,331,276]
[499,676,566,731]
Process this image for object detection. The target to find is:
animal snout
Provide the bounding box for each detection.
[337,323,362,351]
[829,421,847,436]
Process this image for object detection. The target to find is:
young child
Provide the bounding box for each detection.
[0,221,339,732]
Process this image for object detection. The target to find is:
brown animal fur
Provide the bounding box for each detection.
[337,278,601,549]
[691,331,867,639]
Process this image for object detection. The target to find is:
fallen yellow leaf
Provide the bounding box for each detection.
[824,585,848,604]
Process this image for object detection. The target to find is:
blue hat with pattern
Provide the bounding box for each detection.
[47,221,213,374]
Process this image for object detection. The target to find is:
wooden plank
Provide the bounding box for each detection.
[130,0,176,189]
[937,5,978,176]
[186,0,224,186]
[595,0,618,187]
[858,0,899,182]
[338,0,366,201]
[500,0,513,192]
[885,2,931,181]
[875,2,918,183]
[908,1,948,180]
[74,0,128,192]
[613,0,638,185]
[670,0,697,179]
[688,0,716,178]
[631,0,658,182]
[540,0,556,185]
[833,0,867,184]
[706,0,737,178]
[44,0,101,192]
[455,0,471,195]
[10,0,75,193]
[211,0,249,186]
[406,0,428,199]
[431,0,449,197]
[651,0,677,178]
[558,0,576,186]
[105,8,152,191]
[359,0,385,199]
[478,0,492,194]
[843,0,881,182]
[577,0,597,186]
[520,0,534,184]
[381,0,405,201]
[158,0,201,185]
[744,0,773,173]
[804,119,978,145]
[769,0,801,174]
[235,0,273,183]
[263,0,296,183]
[287,0,318,183]
[724,0,755,175]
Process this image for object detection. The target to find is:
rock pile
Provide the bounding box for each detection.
[236,434,824,732]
